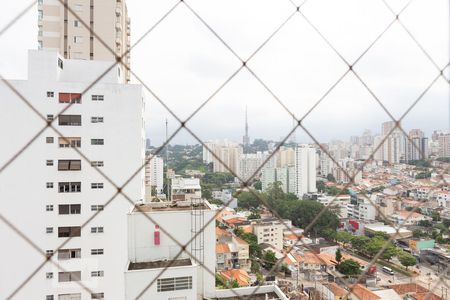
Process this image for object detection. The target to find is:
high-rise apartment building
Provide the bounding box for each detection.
[439,134,450,158]
[0,50,145,300]
[203,140,242,174]
[38,0,131,82]
[295,145,317,198]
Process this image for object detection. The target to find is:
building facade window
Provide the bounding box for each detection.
[59,93,81,104]
[58,58,63,69]
[91,117,104,123]
[58,115,81,126]
[58,182,81,193]
[46,114,54,122]
[58,227,81,238]
[74,20,82,27]
[91,161,104,167]
[91,293,104,299]
[46,205,54,211]
[91,249,103,255]
[46,137,54,143]
[91,95,104,101]
[59,204,81,215]
[91,139,104,145]
[38,10,43,20]
[58,294,81,300]
[91,227,104,233]
[73,36,83,44]
[157,276,192,292]
[46,227,53,234]
[46,272,53,279]
[58,271,81,282]
[91,271,104,277]
[91,205,104,211]
[46,160,54,166]
[47,91,54,97]
[46,182,54,188]
[58,137,81,148]
[46,250,54,257]
[58,249,81,260]
[58,160,81,171]
[46,295,54,300]
[91,183,104,189]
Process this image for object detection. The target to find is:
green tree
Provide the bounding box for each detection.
[418,220,432,227]
[327,173,336,182]
[248,211,261,220]
[263,250,277,269]
[253,180,262,191]
[412,229,424,238]
[398,251,417,269]
[336,231,353,246]
[381,244,398,261]
[351,236,370,254]
[335,248,342,265]
[237,191,261,209]
[337,259,362,276]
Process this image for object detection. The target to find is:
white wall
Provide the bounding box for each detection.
[0,50,145,300]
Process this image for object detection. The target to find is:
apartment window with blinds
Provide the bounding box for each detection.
[157,276,192,292]
[58,115,81,126]
[58,160,81,171]
[58,182,81,193]
[58,249,81,260]
[58,271,81,282]
[91,95,104,101]
[59,93,81,104]
[59,204,81,215]
[91,161,104,167]
[91,139,104,145]
[58,293,81,300]
[58,227,81,238]
[58,137,81,148]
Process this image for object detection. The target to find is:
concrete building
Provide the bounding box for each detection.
[261,165,296,194]
[38,0,131,82]
[439,134,450,158]
[238,151,269,182]
[171,177,202,201]
[295,145,317,198]
[126,200,216,300]
[150,155,164,194]
[203,140,242,174]
[0,50,145,300]
[253,220,284,250]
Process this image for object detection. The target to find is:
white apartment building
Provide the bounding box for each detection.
[0,50,145,300]
[171,177,202,201]
[146,154,164,194]
[126,200,216,300]
[261,165,296,194]
[295,145,317,198]
[347,199,377,221]
[203,141,242,174]
[253,221,284,250]
[238,151,269,182]
[38,0,131,82]
[439,134,450,158]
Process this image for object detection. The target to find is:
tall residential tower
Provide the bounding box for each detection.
[38,0,131,82]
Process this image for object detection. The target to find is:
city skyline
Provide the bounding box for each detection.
[1,0,448,146]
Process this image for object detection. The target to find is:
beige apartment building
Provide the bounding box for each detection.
[38,0,130,82]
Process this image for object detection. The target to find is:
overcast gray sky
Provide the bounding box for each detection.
[1,0,448,147]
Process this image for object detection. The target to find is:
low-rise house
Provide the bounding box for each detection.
[217,269,251,287]
[389,210,432,226]
[389,283,443,300]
